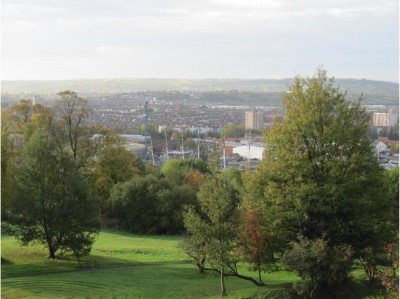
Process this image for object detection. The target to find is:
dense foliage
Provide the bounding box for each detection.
[183,168,241,296]
[242,69,398,297]
[10,130,100,258]
[108,174,197,234]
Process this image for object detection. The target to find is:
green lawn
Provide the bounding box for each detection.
[2,230,297,298]
[2,230,187,278]
[1,230,381,298]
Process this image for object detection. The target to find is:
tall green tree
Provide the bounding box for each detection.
[183,170,240,296]
[10,129,100,258]
[251,69,395,296]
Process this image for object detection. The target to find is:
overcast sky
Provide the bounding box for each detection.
[1,0,399,82]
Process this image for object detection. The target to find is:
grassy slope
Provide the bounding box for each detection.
[1,230,297,299]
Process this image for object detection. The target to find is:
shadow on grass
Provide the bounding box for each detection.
[1,257,14,265]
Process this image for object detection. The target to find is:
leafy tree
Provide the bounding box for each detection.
[2,102,59,218]
[91,146,144,210]
[108,174,196,234]
[139,123,157,136]
[223,124,245,138]
[360,167,400,282]
[9,129,100,258]
[237,208,276,285]
[183,137,196,149]
[1,111,20,219]
[55,91,89,166]
[284,237,353,298]
[182,163,265,295]
[7,100,33,135]
[183,170,205,190]
[222,167,243,191]
[108,176,156,233]
[160,159,208,184]
[183,170,240,296]
[155,184,197,234]
[252,69,394,295]
[170,132,181,141]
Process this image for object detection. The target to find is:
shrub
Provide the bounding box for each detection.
[283,237,353,298]
[376,243,399,299]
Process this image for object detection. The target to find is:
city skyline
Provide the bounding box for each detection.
[2,0,399,82]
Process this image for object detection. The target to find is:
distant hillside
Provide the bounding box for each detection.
[1,78,398,105]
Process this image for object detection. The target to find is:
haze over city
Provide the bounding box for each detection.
[2,0,399,82]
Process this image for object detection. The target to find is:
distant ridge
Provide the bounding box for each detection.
[1,78,398,105]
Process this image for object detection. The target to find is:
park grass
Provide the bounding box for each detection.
[1,229,383,298]
[1,230,187,278]
[2,230,299,298]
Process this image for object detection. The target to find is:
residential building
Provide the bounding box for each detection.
[245,110,264,130]
[373,111,399,127]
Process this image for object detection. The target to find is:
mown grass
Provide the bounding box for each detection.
[1,230,187,278]
[1,229,382,298]
[2,230,299,298]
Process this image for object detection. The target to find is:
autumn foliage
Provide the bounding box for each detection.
[238,208,275,284]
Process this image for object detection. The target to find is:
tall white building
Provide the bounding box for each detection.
[245,110,264,130]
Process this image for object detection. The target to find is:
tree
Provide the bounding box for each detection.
[284,237,353,298]
[108,176,156,233]
[183,171,240,296]
[108,174,197,234]
[237,208,276,285]
[10,129,100,258]
[183,170,205,190]
[222,167,243,191]
[91,146,144,210]
[223,124,245,138]
[170,132,181,141]
[160,159,208,184]
[183,137,196,150]
[8,99,33,135]
[252,69,394,295]
[1,111,19,219]
[55,91,89,166]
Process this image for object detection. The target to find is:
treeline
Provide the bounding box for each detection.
[2,71,399,298]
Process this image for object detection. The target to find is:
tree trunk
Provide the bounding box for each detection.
[258,267,264,285]
[48,246,56,259]
[220,265,226,296]
[197,256,206,273]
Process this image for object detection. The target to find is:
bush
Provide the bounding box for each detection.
[108,174,197,234]
[283,237,353,299]
[376,243,399,299]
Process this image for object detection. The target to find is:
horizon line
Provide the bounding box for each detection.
[1,77,398,84]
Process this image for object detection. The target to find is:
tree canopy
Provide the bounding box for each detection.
[245,69,397,296]
[10,129,100,258]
